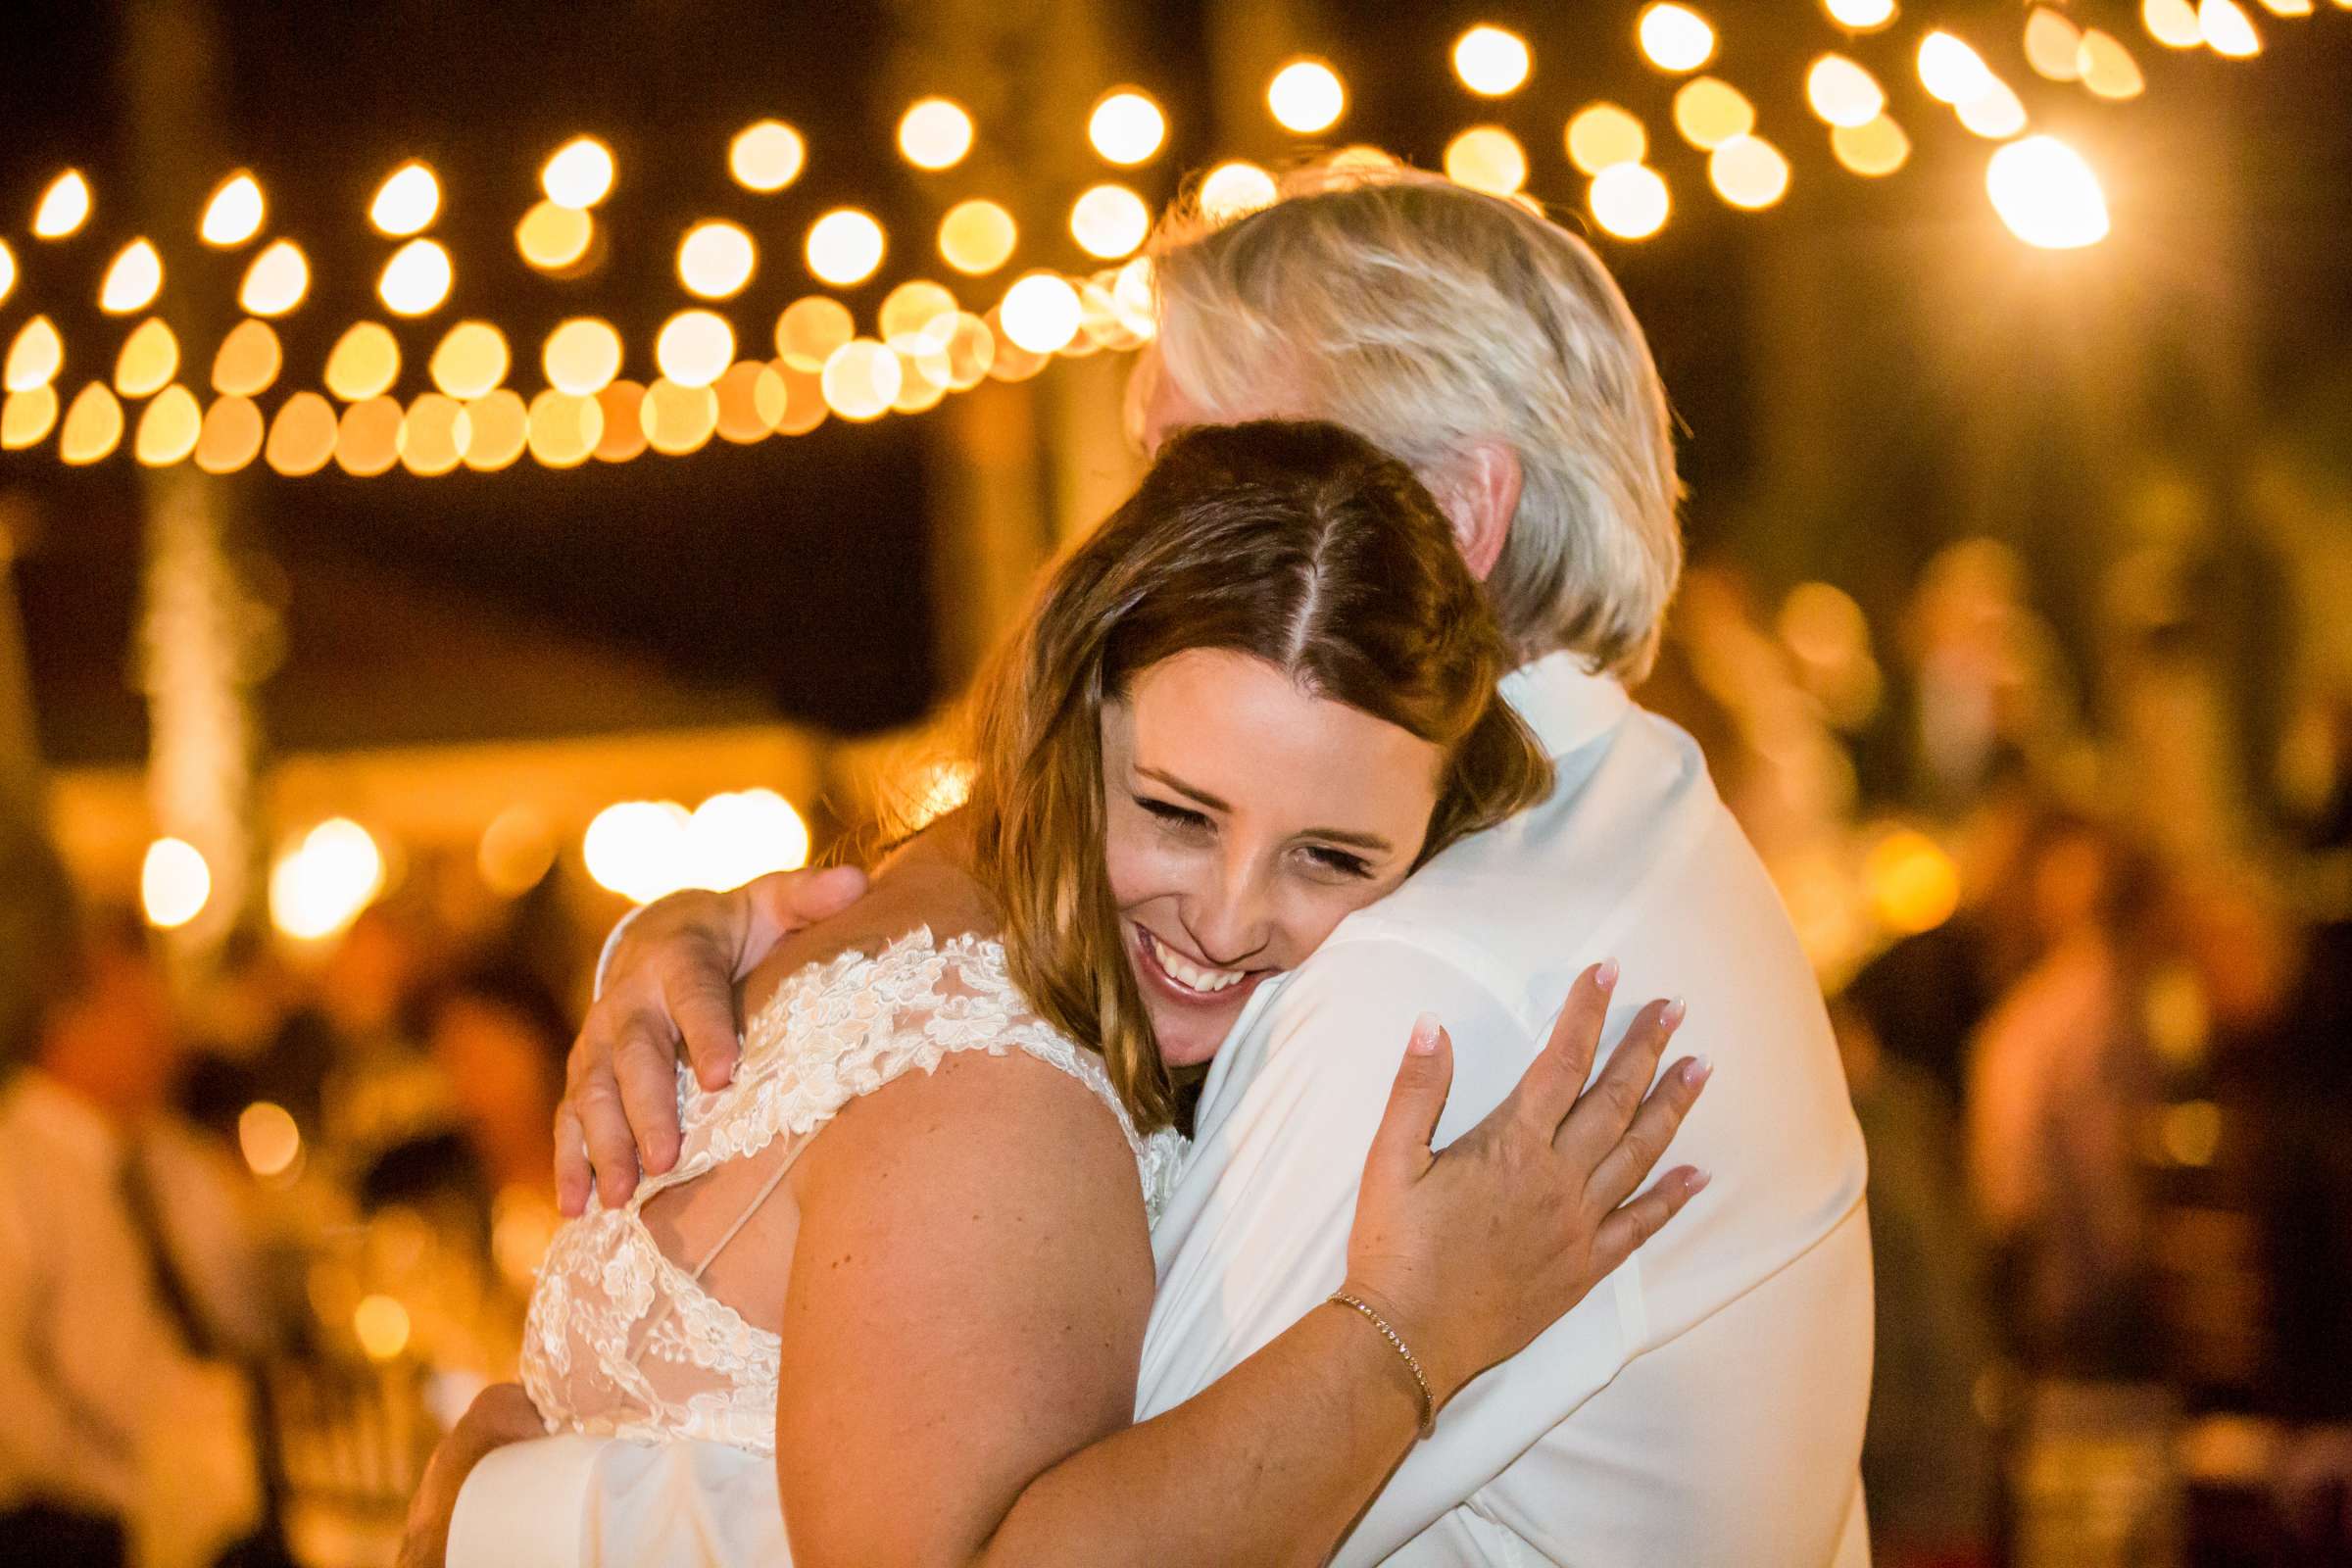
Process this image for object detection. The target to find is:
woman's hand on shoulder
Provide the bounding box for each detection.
[1342,962,1710,1411]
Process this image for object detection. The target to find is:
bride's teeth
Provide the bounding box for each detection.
[1149,931,1245,994]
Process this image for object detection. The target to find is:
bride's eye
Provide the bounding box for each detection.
[1301,845,1375,880]
[1135,796,1212,835]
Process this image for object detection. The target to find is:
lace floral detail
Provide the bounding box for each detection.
[520,928,1185,1457]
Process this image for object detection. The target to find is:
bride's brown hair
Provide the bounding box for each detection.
[963,419,1551,1133]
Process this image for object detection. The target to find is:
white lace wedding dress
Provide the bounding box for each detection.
[460,926,1185,1565]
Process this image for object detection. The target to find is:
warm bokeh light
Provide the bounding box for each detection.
[200,172,265,247]
[1452,25,1532,95]
[593,381,649,462]
[1567,104,1649,174]
[2199,0,2263,53]
[460,389,529,471]
[60,382,124,465]
[1070,183,1152,259]
[1805,56,1885,127]
[583,801,688,903]
[773,362,828,434]
[939,198,1018,276]
[1918,31,1995,103]
[543,318,623,396]
[1589,163,1671,239]
[879,280,959,354]
[135,385,203,466]
[806,208,886,287]
[115,318,179,398]
[678,220,757,299]
[1444,126,1529,195]
[819,338,904,422]
[1266,59,1347,133]
[98,239,165,315]
[270,818,385,941]
[33,171,91,239]
[324,322,401,402]
[353,1296,411,1361]
[898,97,975,171]
[1824,0,1896,28]
[714,361,785,443]
[543,136,615,209]
[369,162,441,236]
[1637,4,1716,72]
[1709,135,1790,209]
[1000,272,1082,354]
[1198,161,1279,222]
[397,392,464,476]
[2143,0,2206,46]
[1987,134,2110,248]
[0,240,13,308]
[1671,79,1752,150]
[1956,80,2030,139]
[938,313,999,390]
[1832,115,1913,175]
[477,805,559,894]
[2078,29,2147,97]
[142,838,212,929]
[5,318,62,393]
[238,1102,301,1178]
[729,120,807,192]
[195,395,265,473]
[379,237,454,317]
[239,239,309,317]
[212,319,282,397]
[429,320,510,400]
[515,200,595,272]
[2025,7,2084,79]
[1866,829,1961,935]
[2,388,58,451]
[776,296,857,371]
[640,378,719,455]
[334,397,402,476]
[1090,90,1167,166]
[524,389,605,468]
[656,310,734,388]
[264,391,338,476]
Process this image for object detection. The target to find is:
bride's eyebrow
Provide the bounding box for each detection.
[1137,764,1395,855]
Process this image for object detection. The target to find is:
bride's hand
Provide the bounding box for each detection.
[1342,962,1710,1413]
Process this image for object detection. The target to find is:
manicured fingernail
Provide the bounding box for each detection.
[1594,958,1620,992]
[1682,1055,1712,1089]
[1409,1011,1442,1054]
[1660,998,1687,1031]
[1688,1168,1713,1196]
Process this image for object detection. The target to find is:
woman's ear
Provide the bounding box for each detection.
[1440,441,1522,582]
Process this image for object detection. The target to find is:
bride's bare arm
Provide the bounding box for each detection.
[773,964,1706,1568]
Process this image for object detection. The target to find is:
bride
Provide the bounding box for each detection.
[405,419,1708,1565]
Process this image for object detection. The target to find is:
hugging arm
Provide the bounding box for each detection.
[774,965,1704,1568]
[558,867,867,1214]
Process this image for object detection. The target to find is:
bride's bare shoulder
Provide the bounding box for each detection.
[739,826,996,1015]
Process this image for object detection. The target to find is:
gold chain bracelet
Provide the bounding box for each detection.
[1329,1292,1436,1437]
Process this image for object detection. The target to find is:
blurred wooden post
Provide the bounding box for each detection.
[0,511,43,820]
[123,0,270,951]
[888,0,1149,697]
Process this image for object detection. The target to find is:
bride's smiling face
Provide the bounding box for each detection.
[1102,647,1447,1067]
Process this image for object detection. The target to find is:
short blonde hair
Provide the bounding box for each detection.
[1147,163,1684,680]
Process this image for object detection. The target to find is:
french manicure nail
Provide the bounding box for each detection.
[1594,958,1621,992]
[1683,1055,1712,1088]
[1408,1010,1442,1054]
[1688,1168,1713,1196]
[1660,998,1688,1031]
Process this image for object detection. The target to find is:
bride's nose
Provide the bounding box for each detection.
[1182,850,1273,969]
